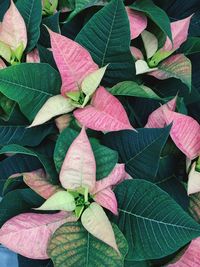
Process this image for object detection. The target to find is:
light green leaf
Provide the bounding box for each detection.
[108,81,162,100]
[47,221,128,267]
[29,95,75,127]
[0,40,11,62]
[81,65,108,106]
[35,191,76,211]
[0,63,61,121]
[135,59,157,75]
[76,0,136,85]
[112,179,200,260]
[141,30,158,59]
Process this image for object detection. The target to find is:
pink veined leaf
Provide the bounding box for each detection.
[48,29,98,96]
[23,169,62,199]
[74,86,134,132]
[145,97,177,128]
[187,163,200,195]
[163,109,200,160]
[59,127,96,191]
[92,164,127,194]
[26,48,40,63]
[126,8,147,40]
[94,187,118,215]
[0,58,6,68]
[148,54,192,90]
[130,46,144,60]
[168,237,200,267]
[162,15,193,52]
[0,0,27,51]
[0,212,76,259]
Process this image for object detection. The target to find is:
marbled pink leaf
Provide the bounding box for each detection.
[164,110,200,160]
[74,86,133,132]
[0,212,76,259]
[26,48,40,63]
[168,237,200,267]
[92,164,127,194]
[126,8,147,40]
[130,46,144,60]
[149,54,192,89]
[48,29,98,95]
[145,97,177,128]
[94,187,118,215]
[0,0,27,50]
[0,58,6,68]
[23,169,62,199]
[60,127,96,191]
[163,15,193,52]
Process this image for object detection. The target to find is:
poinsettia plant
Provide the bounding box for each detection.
[0,0,200,267]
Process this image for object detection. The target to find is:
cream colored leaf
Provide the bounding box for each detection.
[35,191,76,211]
[29,95,75,127]
[81,202,119,254]
[135,60,157,75]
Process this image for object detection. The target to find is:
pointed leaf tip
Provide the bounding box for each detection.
[35,191,76,211]
[60,127,96,191]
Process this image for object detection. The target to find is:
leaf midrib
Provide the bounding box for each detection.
[118,208,200,232]
[0,78,53,96]
[101,0,118,66]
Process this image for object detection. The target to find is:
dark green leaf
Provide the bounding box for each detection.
[0,123,56,147]
[18,255,53,267]
[76,0,136,86]
[0,0,9,21]
[0,143,58,184]
[111,179,200,260]
[16,0,42,52]
[0,63,61,121]
[102,126,171,180]
[37,44,57,70]
[0,188,44,227]
[130,0,172,41]
[180,37,200,55]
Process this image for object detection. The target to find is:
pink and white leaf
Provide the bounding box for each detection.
[0,0,27,51]
[145,97,177,128]
[164,110,200,160]
[149,54,192,89]
[92,164,127,194]
[0,212,76,259]
[130,46,144,60]
[188,163,200,195]
[59,127,96,191]
[168,237,200,267]
[81,202,119,253]
[94,187,118,215]
[26,48,40,63]
[48,29,98,95]
[23,169,62,199]
[126,8,147,40]
[162,15,193,52]
[74,86,133,132]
